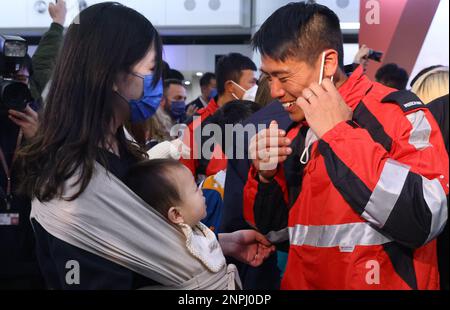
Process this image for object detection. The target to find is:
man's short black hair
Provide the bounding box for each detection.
[167,69,185,81]
[375,63,409,90]
[200,72,216,88]
[163,79,183,94]
[209,100,260,129]
[207,100,260,152]
[216,53,257,96]
[252,2,344,68]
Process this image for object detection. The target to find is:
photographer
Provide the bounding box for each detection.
[0,0,66,289]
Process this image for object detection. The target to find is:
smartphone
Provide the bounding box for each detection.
[368,50,383,62]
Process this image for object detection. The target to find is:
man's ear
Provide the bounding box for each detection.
[168,207,184,225]
[324,49,339,79]
[160,96,168,109]
[224,80,235,95]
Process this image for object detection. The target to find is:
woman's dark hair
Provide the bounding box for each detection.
[124,159,184,217]
[17,2,163,202]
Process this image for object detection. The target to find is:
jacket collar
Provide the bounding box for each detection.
[338,65,374,110]
[198,98,219,116]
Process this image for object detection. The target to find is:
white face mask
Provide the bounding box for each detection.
[231,81,259,102]
[298,53,334,165]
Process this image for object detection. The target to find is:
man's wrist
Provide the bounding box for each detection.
[258,169,277,183]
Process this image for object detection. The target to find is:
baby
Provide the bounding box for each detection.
[124,159,228,273]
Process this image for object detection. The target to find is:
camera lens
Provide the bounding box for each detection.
[0,80,32,111]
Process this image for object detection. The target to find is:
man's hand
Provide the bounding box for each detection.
[218,230,276,267]
[297,79,352,139]
[249,121,292,180]
[49,0,67,26]
[186,105,199,118]
[8,106,40,140]
[354,44,370,73]
[354,44,370,64]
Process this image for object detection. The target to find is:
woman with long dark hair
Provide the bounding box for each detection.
[18,2,164,290]
[18,3,273,290]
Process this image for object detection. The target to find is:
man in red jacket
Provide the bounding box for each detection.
[245,2,448,289]
[181,53,257,181]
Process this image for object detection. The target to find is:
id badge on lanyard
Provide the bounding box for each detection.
[0,213,19,226]
[0,130,23,213]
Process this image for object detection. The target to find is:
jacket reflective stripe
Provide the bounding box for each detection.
[360,158,447,245]
[289,222,392,248]
[362,159,410,228]
[406,110,432,150]
[423,176,448,243]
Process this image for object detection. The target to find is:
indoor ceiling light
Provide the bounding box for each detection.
[340,22,360,30]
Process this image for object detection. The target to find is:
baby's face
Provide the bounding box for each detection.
[174,166,207,227]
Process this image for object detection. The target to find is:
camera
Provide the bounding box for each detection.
[0,34,33,114]
[367,49,383,62]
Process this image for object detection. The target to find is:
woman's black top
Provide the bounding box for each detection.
[32,146,158,289]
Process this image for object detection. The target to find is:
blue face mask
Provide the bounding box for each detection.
[208,88,218,100]
[125,73,163,123]
[170,100,186,120]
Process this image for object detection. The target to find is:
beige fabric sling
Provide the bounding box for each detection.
[31,162,241,290]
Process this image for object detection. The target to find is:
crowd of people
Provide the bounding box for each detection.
[0,0,448,290]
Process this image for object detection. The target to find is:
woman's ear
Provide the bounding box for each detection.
[167,207,184,225]
[324,49,339,79]
[112,83,119,92]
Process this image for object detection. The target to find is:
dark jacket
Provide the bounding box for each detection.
[427,94,449,290]
[219,101,292,289]
[0,119,43,287]
[0,23,63,288]
[29,22,64,103]
[428,95,449,153]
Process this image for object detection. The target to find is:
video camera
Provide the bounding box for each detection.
[0,34,33,114]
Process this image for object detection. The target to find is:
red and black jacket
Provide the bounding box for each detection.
[243,66,449,290]
[180,98,227,178]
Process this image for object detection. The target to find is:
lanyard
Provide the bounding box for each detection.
[0,130,23,210]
